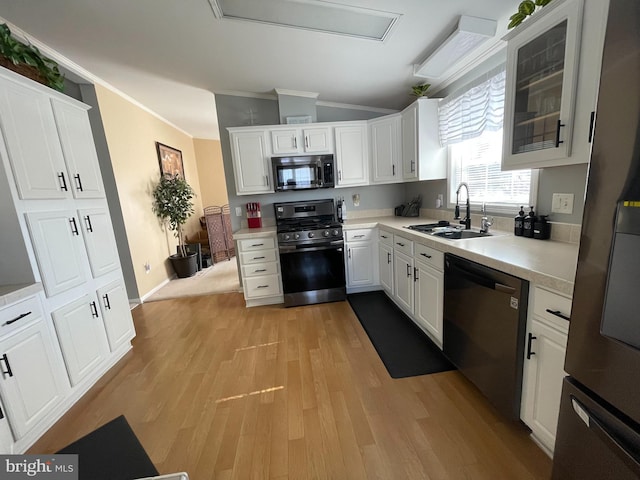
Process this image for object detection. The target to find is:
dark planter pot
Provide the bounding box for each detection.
[169,252,198,278]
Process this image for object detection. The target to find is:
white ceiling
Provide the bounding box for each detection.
[0,0,516,140]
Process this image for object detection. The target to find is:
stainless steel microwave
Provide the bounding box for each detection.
[272,155,335,191]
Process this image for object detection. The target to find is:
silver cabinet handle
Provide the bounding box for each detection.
[348,248,351,259]
[256,285,269,289]
[90,301,99,318]
[265,175,270,187]
[406,264,411,277]
[251,243,264,247]
[338,170,342,181]
[74,173,84,192]
[252,256,266,260]
[411,160,415,173]
[387,252,391,264]
[103,294,111,310]
[69,217,79,236]
[392,164,395,176]
[305,136,309,148]
[414,267,418,282]
[84,215,93,233]
[58,172,68,191]
[1,354,13,378]
[293,136,297,148]
[254,269,267,273]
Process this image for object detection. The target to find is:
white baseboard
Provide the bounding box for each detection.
[140,278,172,303]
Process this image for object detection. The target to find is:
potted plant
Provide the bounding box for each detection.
[152,174,199,278]
[410,83,431,97]
[0,24,65,91]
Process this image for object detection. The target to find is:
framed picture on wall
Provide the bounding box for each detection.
[156,142,184,178]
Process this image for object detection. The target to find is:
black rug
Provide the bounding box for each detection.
[57,415,159,480]
[348,291,455,378]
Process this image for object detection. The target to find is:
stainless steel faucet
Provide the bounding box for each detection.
[480,203,494,234]
[454,182,471,229]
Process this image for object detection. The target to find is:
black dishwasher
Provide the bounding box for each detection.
[443,254,529,419]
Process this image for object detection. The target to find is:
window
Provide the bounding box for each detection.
[439,67,536,212]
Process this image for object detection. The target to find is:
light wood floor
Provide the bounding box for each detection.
[30,292,552,479]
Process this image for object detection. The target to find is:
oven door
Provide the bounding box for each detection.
[279,242,346,306]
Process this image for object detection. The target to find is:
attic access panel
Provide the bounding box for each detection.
[208,0,400,41]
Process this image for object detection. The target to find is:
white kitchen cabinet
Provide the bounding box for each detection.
[77,207,120,278]
[51,295,110,387]
[413,244,444,347]
[0,295,68,441]
[236,235,283,307]
[228,129,273,195]
[502,0,608,169]
[96,280,135,351]
[378,229,394,295]
[270,126,332,155]
[370,114,402,184]
[51,98,105,199]
[334,123,369,187]
[0,77,68,200]
[401,98,446,181]
[393,250,414,314]
[521,286,571,455]
[25,210,87,298]
[345,229,378,292]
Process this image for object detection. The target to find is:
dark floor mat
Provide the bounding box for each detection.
[348,291,455,378]
[57,415,159,480]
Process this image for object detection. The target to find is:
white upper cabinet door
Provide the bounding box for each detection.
[370,115,402,184]
[401,98,446,181]
[229,129,273,195]
[270,126,331,155]
[302,127,331,153]
[401,103,418,181]
[52,295,110,386]
[334,124,369,187]
[96,280,135,351]
[0,77,68,199]
[502,0,584,169]
[51,99,105,199]
[0,319,68,440]
[270,129,299,155]
[25,211,87,298]
[77,207,120,278]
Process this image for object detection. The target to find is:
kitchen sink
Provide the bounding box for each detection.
[431,229,492,240]
[405,223,493,240]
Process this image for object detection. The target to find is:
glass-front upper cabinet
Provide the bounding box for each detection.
[502,0,584,170]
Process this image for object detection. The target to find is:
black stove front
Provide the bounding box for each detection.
[274,199,346,307]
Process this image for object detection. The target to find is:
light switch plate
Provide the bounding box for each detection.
[235,206,242,217]
[552,193,574,214]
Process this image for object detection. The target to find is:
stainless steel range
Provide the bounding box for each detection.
[274,199,346,307]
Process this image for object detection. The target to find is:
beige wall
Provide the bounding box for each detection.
[193,138,229,208]
[95,85,204,297]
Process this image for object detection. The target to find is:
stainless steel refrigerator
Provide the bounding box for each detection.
[552,0,640,478]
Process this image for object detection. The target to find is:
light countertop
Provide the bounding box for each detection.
[0,283,43,308]
[344,216,579,296]
[232,216,579,296]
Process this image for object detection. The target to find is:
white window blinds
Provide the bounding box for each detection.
[438,69,506,146]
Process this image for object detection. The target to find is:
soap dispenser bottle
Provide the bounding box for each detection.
[523,206,536,238]
[514,206,525,236]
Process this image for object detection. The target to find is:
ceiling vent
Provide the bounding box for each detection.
[208,0,401,42]
[414,15,497,79]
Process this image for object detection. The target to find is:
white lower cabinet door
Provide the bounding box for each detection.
[414,260,443,347]
[346,242,375,287]
[0,320,68,439]
[378,243,394,295]
[77,208,120,278]
[393,251,414,314]
[25,210,87,297]
[521,318,568,452]
[52,295,110,386]
[96,280,135,351]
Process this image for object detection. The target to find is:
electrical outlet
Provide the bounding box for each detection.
[436,194,444,208]
[235,206,242,217]
[352,193,360,207]
[144,261,151,274]
[551,193,574,214]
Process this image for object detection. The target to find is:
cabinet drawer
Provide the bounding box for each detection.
[0,295,43,339]
[415,243,444,271]
[393,234,414,256]
[346,229,374,242]
[238,237,276,252]
[378,229,393,246]
[532,287,572,325]
[240,249,278,265]
[242,262,279,278]
[244,275,282,298]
